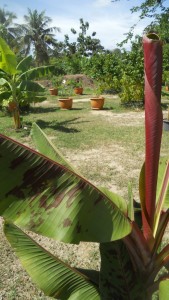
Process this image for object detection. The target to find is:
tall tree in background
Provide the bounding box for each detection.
[0,7,17,50]
[144,8,169,74]
[18,9,60,66]
[64,18,104,57]
[112,0,168,19]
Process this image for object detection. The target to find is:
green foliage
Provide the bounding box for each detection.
[18,8,60,66]
[64,18,104,58]
[120,74,144,105]
[0,37,55,128]
[82,52,123,93]
[0,7,18,50]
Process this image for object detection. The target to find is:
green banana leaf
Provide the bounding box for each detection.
[4,222,100,300]
[31,123,78,173]
[16,56,32,73]
[0,37,17,75]
[99,241,145,300]
[19,65,56,81]
[0,78,9,86]
[0,133,131,243]
[99,187,127,214]
[159,279,169,300]
[154,158,169,235]
[156,158,169,209]
[18,80,45,92]
[22,94,47,103]
[0,91,11,101]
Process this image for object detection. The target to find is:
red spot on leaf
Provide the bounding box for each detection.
[63,218,72,227]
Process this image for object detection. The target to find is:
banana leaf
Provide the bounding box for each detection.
[16,56,32,73]
[0,37,17,75]
[99,241,145,300]
[18,80,45,92]
[4,222,100,300]
[159,279,169,300]
[19,65,56,81]
[31,123,79,173]
[0,134,131,243]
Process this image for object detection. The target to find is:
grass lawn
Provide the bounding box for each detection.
[0,92,169,299]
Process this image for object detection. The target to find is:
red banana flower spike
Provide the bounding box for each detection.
[142,33,163,244]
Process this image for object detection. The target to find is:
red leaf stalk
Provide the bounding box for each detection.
[143,34,163,239]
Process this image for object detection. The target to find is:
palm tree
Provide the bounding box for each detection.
[0,7,17,49]
[19,9,60,66]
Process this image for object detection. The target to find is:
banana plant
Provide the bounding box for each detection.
[0,37,55,129]
[0,33,169,299]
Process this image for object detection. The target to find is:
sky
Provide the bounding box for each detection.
[3,0,158,50]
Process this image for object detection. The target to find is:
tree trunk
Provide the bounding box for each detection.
[13,108,22,129]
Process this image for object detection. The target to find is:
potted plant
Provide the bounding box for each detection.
[58,79,73,110]
[165,80,169,91]
[73,79,83,95]
[58,97,73,110]
[90,82,105,110]
[49,76,63,96]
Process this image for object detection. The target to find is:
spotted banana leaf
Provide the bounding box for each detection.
[0,133,131,244]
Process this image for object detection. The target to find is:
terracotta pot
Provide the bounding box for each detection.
[165,86,169,91]
[74,87,83,95]
[58,98,73,110]
[90,97,105,110]
[49,88,58,95]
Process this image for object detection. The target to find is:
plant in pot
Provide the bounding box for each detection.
[90,81,105,110]
[49,76,63,96]
[73,78,83,95]
[58,79,73,110]
[165,80,169,91]
[1,34,169,300]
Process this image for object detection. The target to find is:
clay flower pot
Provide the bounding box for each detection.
[90,97,105,110]
[74,87,83,95]
[49,88,58,96]
[58,98,73,110]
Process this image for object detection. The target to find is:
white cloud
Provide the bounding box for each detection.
[93,0,112,8]
[51,10,148,50]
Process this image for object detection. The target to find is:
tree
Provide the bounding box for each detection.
[0,7,17,50]
[144,8,169,74]
[112,0,169,45]
[64,18,104,57]
[144,8,169,42]
[112,0,168,19]
[0,37,55,129]
[18,9,60,66]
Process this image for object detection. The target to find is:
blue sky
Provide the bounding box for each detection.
[3,0,157,49]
